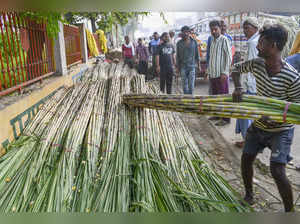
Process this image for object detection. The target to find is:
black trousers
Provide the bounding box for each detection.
[138,61,148,75]
[160,70,173,94]
[124,57,134,69]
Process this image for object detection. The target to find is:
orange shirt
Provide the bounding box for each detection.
[190,34,203,57]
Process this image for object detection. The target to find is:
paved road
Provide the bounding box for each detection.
[192,78,300,166]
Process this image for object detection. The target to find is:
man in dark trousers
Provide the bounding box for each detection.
[122,36,135,69]
[232,24,300,212]
[207,20,232,126]
[136,38,149,75]
[155,32,176,94]
[149,32,160,78]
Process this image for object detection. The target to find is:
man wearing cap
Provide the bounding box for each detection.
[176,26,201,95]
[235,17,260,148]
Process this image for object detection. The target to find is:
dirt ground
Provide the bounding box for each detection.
[170,77,300,212]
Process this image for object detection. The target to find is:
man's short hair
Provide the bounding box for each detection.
[181,26,190,32]
[153,32,158,35]
[209,20,221,28]
[259,24,288,51]
[220,20,227,25]
[138,38,142,41]
[161,32,169,39]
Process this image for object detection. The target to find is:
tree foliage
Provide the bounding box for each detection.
[64,12,157,33]
[19,12,63,38]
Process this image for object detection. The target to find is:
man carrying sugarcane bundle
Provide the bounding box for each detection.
[232,24,300,212]
[235,17,259,148]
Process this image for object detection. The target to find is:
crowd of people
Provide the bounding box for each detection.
[121,17,300,212]
[121,26,202,95]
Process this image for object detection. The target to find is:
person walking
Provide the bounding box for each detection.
[207,20,232,126]
[176,26,201,95]
[136,38,149,75]
[169,30,176,49]
[122,36,135,69]
[155,32,176,94]
[149,32,160,78]
[235,17,260,148]
[232,24,300,212]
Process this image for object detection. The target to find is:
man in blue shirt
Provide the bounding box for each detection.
[149,32,160,78]
[286,31,300,72]
[286,53,300,72]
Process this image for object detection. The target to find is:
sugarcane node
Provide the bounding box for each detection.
[51,143,60,148]
[65,148,72,152]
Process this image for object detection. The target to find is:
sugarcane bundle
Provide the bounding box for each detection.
[71,80,108,212]
[92,74,132,212]
[145,82,246,212]
[0,62,251,212]
[123,94,300,125]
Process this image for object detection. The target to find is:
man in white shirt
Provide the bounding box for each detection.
[235,17,260,148]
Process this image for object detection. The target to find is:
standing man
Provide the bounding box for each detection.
[155,32,176,94]
[122,36,135,69]
[235,17,260,148]
[220,20,233,46]
[176,26,201,95]
[232,24,300,212]
[190,28,203,58]
[169,30,176,49]
[207,20,232,126]
[136,38,149,75]
[207,20,233,68]
[149,32,160,78]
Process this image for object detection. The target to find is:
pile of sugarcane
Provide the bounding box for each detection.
[123,94,300,125]
[0,62,250,212]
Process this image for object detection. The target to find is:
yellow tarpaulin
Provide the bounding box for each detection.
[96,29,108,54]
[85,28,99,57]
[289,31,300,56]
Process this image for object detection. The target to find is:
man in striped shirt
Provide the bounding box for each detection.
[232,24,300,212]
[207,20,232,126]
